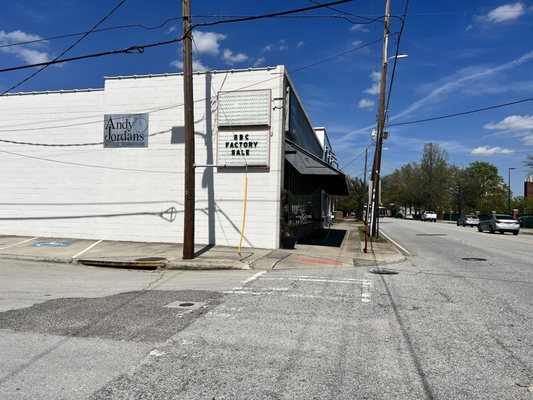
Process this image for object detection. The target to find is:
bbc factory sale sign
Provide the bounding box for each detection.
[218,131,270,167]
[104,114,149,148]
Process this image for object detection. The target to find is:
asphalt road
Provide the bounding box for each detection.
[1,222,532,399]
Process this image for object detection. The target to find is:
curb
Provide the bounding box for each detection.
[166,258,252,270]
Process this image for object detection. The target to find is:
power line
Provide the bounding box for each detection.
[0,17,181,50]
[341,143,373,169]
[1,13,398,51]
[385,0,409,112]
[0,37,184,74]
[0,35,389,137]
[0,1,358,76]
[389,97,533,127]
[193,0,355,28]
[1,0,130,96]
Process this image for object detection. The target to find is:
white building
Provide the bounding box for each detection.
[0,66,347,249]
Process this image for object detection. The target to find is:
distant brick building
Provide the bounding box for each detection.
[526,173,533,199]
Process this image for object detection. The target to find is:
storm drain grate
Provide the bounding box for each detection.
[462,257,487,261]
[369,268,399,275]
[416,234,447,236]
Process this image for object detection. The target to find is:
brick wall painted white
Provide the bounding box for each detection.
[0,67,286,248]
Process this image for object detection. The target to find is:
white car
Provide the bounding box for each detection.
[421,211,437,222]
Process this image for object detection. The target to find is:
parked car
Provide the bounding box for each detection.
[405,214,414,220]
[395,212,404,219]
[477,214,520,235]
[421,211,437,222]
[456,214,479,227]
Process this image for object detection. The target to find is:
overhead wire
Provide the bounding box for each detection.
[0,17,181,50]
[389,96,533,127]
[385,0,410,114]
[0,0,358,76]
[1,0,130,96]
[0,34,395,141]
[191,0,355,28]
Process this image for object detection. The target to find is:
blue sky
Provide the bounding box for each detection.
[1,0,532,196]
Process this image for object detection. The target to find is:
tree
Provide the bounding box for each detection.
[464,161,506,214]
[419,143,449,212]
[448,166,468,215]
[525,154,533,169]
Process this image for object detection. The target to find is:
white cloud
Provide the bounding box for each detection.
[358,98,375,109]
[470,146,514,155]
[170,58,209,72]
[484,115,533,131]
[165,25,178,35]
[261,44,273,53]
[390,50,533,122]
[485,2,525,23]
[352,40,363,47]
[253,56,266,67]
[278,39,288,51]
[363,70,381,95]
[191,31,227,56]
[523,135,533,145]
[222,49,249,65]
[297,41,305,48]
[350,25,369,33]
[0,29,51,65]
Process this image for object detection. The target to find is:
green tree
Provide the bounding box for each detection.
[464,161,506,214]
[419,143,449,212]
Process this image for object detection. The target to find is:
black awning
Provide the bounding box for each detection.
[284,139,349,196]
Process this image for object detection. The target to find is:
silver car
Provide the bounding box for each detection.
[457,214,479,227]
[477,214,520,235]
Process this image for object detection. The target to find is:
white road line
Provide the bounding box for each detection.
[262,277,364,284]
[241,270,266,285]
[0,237,39,251]
[361,273,373,303]
[226,270,267,294]
[71,239,102,259]
[379,230,411,256]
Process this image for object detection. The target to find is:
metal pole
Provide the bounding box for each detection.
[370,0,391,238]
[182,0,195,259]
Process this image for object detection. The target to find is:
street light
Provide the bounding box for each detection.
[508,167,515,214]
[389,54,408,60]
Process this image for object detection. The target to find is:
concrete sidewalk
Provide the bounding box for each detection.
[0,222,405,270]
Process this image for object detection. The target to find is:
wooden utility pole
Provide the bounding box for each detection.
[182,0,195,259]
[370,0,391,238]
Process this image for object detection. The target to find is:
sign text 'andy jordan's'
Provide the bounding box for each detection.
[104,114,149,148]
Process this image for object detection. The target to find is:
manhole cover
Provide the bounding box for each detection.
[462,257,487,261]
[369,268,399,275]
[135,257,167,262]
[416,234,447,236]
[164,301,206,310]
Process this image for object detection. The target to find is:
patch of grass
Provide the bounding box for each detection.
[357,225,387,243]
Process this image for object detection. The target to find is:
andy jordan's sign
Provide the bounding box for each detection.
[104,114,149,148]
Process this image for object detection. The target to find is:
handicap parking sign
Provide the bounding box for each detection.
[31,241,73,247]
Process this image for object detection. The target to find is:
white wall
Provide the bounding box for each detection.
[0,67,285,249]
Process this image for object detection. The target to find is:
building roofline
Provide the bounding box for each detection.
[1,66,284,96]
[104,66,282,81]
[1,88,104,97]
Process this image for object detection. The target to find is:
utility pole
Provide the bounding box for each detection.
[369,0,391,238]
[182,0,195,259]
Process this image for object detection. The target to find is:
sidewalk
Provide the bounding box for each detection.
[0,221,405,270]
